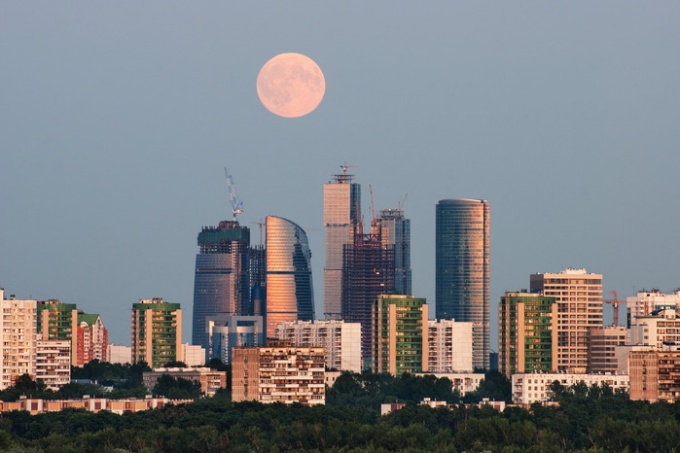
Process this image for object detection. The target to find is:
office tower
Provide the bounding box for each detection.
[587,326,627,373]
[274,320,362,372]
[342,233,395,365]
[436,198,490,370]
[530,268,603,373]
[232,346,326,405]
[0,289,37,390]
[192,220,250,351]
[324,166,361,319]
[249,245,266,317]
[131,298,182,367]
[373,295,428,375]
[427,319,474,373]
[373,208,411,295]
[206,314,264,364]
[265,216,314,338]
[499,292,558,378]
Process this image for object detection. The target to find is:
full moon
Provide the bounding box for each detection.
[256,53,326,118]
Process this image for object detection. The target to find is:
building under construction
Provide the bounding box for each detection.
[342,233,395,367]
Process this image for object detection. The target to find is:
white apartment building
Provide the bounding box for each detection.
[416,372,484,396]
[36,340,71,390]
[427,319,474,373]
[627,290,680,323]
[274,320,361,372]
[530,268,603,373]
[630,308,680,348]
[107,344,132,364]
[512,372,629,405]
[182,343,206,367]
[0,290,37,390]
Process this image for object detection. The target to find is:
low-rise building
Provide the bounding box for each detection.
[0,396,192,415]
[232,346,325,405]
[512,372,629,405]
[143,367,226,396]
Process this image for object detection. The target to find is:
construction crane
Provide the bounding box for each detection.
[369,184,377,228]
[603,290,627,327]
[224,168,244,221]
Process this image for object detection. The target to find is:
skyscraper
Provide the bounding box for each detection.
[436,198,490,370]
[192,220,250,351]
[373,208,411,296]
[265,215,314,338]
[342,233,395,365]
[530,268,603,373]
[324,166,361,319]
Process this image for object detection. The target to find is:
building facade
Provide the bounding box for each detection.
[275,320,362,372]
[0,290,37,390]
[192,221,250,352]
[75,313,108,366]
[323,168,361,320]
[373,295,428,375]
[512,372,629,405]
[36,340,71,390]
[206,314,264,364]
[530,268,603,373]
[342,234,396,365]
[372,208,411,296]
[264,215,314,338]
[435,198,490,370]
[630,308,680,348]
[232,347,325,405]
[427,319,474,373]
[143,367,226,396]
[628,347,680,403]
[499,292,558,377]
[627,290,680,326]
[587,326,627,373]
[131,298,182,367]
[107,344,132,364]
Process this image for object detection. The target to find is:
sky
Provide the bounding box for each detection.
[1,2,679,347]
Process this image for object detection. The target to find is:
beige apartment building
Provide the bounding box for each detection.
[587,326,627,373]
[0,290,37,389]
[232,346,325,405]
[530,268,603,373]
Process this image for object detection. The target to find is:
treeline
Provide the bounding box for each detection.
[1,370,680,452]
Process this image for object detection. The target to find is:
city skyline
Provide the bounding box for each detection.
[2,2,679,347]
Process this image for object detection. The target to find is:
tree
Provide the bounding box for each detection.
[152,375,202,399]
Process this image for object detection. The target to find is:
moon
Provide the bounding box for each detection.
[256,53,326,118]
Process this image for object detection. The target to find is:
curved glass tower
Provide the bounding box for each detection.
[265,216,314,338]
[192,221,250,352]
[436,199,489,370]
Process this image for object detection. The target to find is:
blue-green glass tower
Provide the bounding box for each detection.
[436,198,490,370]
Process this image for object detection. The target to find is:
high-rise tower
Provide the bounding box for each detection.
[265,215,314,338]
[323,166,361,319]
[436,198,490,370]
[192,221,250,352]
[373,208,411,296]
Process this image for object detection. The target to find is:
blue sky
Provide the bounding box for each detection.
[2,2,679,347]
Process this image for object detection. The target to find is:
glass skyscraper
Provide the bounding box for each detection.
[265,215,314,338]
[373,208,411,296]
[436,198,490,370]
[192,221,250,353]
[323,168,361,319]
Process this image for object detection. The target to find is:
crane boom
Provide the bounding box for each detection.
[224,167,244,221]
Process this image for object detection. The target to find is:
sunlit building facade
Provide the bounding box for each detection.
[323,168,361,320]
[530,268,603,373]
[265,216,314,338]
[131,298,182,367]
[427,319,474,373]
[192,221,250,352]
[435,198,490,370]
[0,289,37,390]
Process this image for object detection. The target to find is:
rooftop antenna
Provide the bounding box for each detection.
[224,167,244,221]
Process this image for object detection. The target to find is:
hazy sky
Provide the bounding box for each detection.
[2,2,679,347]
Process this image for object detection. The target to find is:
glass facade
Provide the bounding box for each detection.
[192,221,250,352]
[265,216,314,338]
[323,172,360,319]
[373,209,411,296]
[436,198,490,370]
